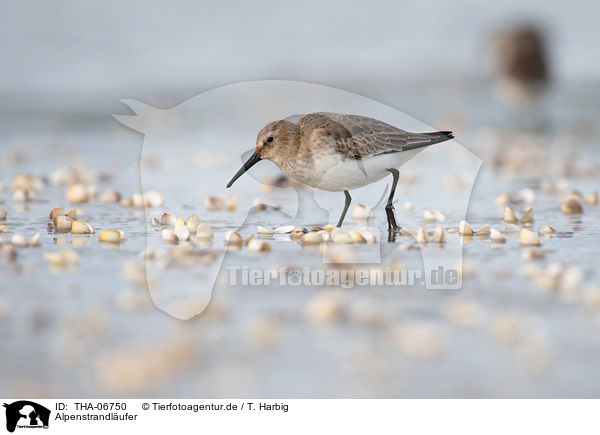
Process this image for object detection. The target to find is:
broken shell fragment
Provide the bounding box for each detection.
[11,234,29,248]
[99,230,124,243]
[54,215,73,233]
[432,225,446,243]
[539,226,556,234]
[226,194,237,212]
[247,239,271,252]
[204,196,225,211]
[100,189,121,203]
[195,224,214,240]
[160,212,177,226]
[0,206,6,220]
[476,224,490,236]
[301,232,324,246]
[417,227,428,244]
[561,198,583,214]
[224,230,243,245]
[66,183,89,203]
[274,225,295,234]
[521,208,534,223]
[490,228,506,243]
[504,206,517,223]
[359,230,377,243]
[352,204,371,220]
[71,221,95,234]
[520,229,541,246]
[291,227,308,239]
[49,207,66,219]
[30,233,41,247]
[459,220,474,235]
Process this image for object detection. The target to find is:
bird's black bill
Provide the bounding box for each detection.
[226,151,262,188]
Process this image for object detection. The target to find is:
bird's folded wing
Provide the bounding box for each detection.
[300,112,413,159]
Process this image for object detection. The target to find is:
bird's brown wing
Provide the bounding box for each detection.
[299,112,453,159]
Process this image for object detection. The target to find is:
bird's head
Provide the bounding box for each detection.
[227,119,298,188]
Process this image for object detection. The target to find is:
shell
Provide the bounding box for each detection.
[585,191,599,205]
[144,191,164,207]
[151,218,160,227]
[331,229,353,244]
[490,228,506,243]
[54,215,73,233]
[71,221,95,234]
[403,202,414,211]
[538,226,556,234]
[417,227,428,244]
[521,208,534,223]
[274,225,295,234]
[226,195,237,212]
[195,224,214,240]
[30,233,41,247]
[522,249,546,261]
[65,209,78,219]
[520,229,541,246]
[204,196,225,211]
[224,230,243,245]
[161,229,178,243]
[502,224,520,233]
[44,249,78,267]
[66,183,89,203]
[132,193,147,208]
[160,212,177,226]
[476,224,490,236]
[99,230,124,243]
[433,211,446,222]
[310,226,324,232]
[459,220,473,235]
[431,225,446,243]
[0,225,11,233]
[324,225,336,233]
[100,189,121,203]
[301,232,324,246]
[0,206,6,220]
[352,204,371,220]
[49,207,66,219]
[447,228,459,234]
[348,230,366,243]
[360,230,377,243]
[504,206,517,223]
[423,210,436,222]
[257,225,273,235]
[247,239,271,252]
[174,223,190,241]
[186,215,201,232]
[120,198,133,207]
[11,234,29,248]
[561,198,583,214]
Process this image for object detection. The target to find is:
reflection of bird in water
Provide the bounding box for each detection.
[493,24,551,106]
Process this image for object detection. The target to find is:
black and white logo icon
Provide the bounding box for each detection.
[3,401,50,433]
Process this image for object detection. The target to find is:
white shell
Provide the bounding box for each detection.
[160,212,177,226]
[11,234,28,248]
[274,225,295,234]
[476,224,491,236]
[66,183,89,203]
[162,229,178,243]
[195,224,214,240]
[331,229,353,244]
[431,225,446,243]
[352,204,371,220]
[224,230,243,244]
[490,228,506,243]
[504,206,517,223]
[521,208,534,223]
[247,239,271,252]
[174,223,191,241]
[301,232,323,245]
[520,229,541,246]
[30,233,41,247]
[417,227,428,244]
[459,220,473,235]
[257,225,273,235]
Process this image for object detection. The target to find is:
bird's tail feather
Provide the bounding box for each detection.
[403,131,454,151]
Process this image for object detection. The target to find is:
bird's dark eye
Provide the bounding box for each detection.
[266,136,274,143]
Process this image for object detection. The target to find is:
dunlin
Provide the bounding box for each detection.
[227,112,453,232]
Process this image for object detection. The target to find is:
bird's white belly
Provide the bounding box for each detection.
[288,150,420,192]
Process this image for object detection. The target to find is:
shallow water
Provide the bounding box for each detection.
[1,83,600,398]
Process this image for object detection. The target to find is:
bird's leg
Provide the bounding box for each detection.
[385,169,401,234]
[336,190,352,227]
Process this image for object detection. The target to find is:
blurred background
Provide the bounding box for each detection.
[1,0,600,398]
